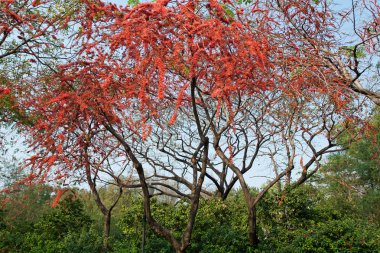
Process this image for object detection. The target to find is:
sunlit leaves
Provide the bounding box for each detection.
[127,0,140,7]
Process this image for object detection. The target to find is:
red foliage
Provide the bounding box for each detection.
[14,0,374,187]
[51,188,68,208]
[0,88,10,95]
[3,2,375,251]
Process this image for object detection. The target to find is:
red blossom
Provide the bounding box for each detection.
[0,88,10,95]
[51,188,67,208]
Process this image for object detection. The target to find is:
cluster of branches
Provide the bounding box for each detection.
[0,0,379,252]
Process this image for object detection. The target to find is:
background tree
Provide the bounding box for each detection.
[318,108,380,222]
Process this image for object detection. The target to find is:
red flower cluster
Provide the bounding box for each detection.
[0,88,10,95]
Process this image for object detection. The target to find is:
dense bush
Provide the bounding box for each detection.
[0,192,102,253]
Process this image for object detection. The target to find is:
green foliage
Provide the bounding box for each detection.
[0,189,102,253]
[340,45,367,59]
[221,4,235,18]
[255,185,380,252]
[21,196,99,252]
[0,185,52,252]
[1,184,380,252]
[127,0,140,7]
[114,185,380,252]
[189,197,248,252]
[234,0,254,4]
[0,92,31,125]
[320,109,380,222]
[256,218,380,253]
[116,193,250,253]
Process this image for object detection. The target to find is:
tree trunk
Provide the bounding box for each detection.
[102,212,111,252]
[248,205,259,247]
[141,213,146,253]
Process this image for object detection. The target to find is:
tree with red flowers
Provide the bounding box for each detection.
[0,0,81,124]
[19,1,277,251]
[10,0,378,252]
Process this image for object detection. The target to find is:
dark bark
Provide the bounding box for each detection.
[141,213,146,253]
[248,205,259,247]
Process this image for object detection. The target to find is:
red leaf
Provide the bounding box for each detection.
[32,0,41,7]
[52,189,66,208]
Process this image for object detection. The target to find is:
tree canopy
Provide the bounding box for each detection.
[1,0,379,252]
